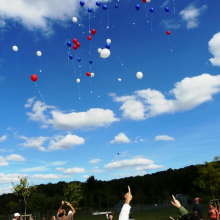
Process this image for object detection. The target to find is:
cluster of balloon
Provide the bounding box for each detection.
[105,38,111,50]
[98,40,111,59]
[136,72,143,79]
[73,38,80,50]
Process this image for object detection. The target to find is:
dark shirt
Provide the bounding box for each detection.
[193,203,204,219]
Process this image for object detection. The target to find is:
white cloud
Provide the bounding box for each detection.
[89,159,101,164]
[91,166,103,173]
[104,156,163,171]
[21,166,48,172]
[26,100,119,130]
[160,19,181,29]
[16,133,84,152]
[209,32,220,67]
[155,135,175,141]
[0,186,13,195]
[5,154,26,162]
[0,0,109,35]
[83,175,90,179]
[48,134,85,151]
[16,135,49,151]
[0,149,13,152]
[31,174,67,179]
[111,74,220,120]
[110,133,131,144]
[179,4,207,29]
[0,156,8,166]
[160,0,170,8]
[50,108,119,130]
[0,173,26,184]
[0,135,7,142]
[50,161,66,166]
[56,167,85,174]
[24,97,35,108]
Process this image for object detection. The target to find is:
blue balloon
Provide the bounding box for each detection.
[150,7,154,12]
[135,4,140,11]
[105,44,110,49]
[69,55,73,60]
[115,4,119,9]
[89,60,93,64]
[96,1,101,6]
[102,5,108,10]
[88,8,93,13]
[67,41,71,47]
[165,7,169,12]
[77,58,81,62]
[80,0,85,7]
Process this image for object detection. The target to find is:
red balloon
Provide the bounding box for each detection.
[73,45,77,50]
[31,74,38,82]
[166,31,171,35]
[91,29,96,35]
[142,0,146,2]
[86,72,91,77]
[87,36,92,41]
[76,42,80,47]
[73,38,78,44]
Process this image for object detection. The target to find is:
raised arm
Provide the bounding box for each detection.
[66,202,76,216]
[58,201,65,215]
[119,186,133,220]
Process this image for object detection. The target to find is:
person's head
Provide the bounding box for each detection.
[14,213,20,219]
[108,214,113,220]
[51,216,56,220]
[209,202,214,209]
[194,197,200,203]
[182,213,200,220]
[58,209,66,217]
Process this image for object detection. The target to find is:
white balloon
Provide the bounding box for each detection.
[91,73,95,77]
[98,48,102,53]
[118,78,121,81]
[76,78,80,83]
[136,72,143,79]
[100,48,110,58]
[12,46,18,52]
[72,17,77,22]
[146,0,151,2]
[36,51,42,56]
[106,39,111,44]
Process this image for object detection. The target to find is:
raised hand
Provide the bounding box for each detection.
[124,186,132,204]
[171,195,181,208]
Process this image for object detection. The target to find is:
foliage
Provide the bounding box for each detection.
[193,157,220,199]
[63,181,84,207]
[6,201,19,214]
[12,177,37,214]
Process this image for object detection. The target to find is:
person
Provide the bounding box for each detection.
[171,195,199,220]
[51,216,56,220]
[13,213,20,220]
[106,213,113,220]
[193,197,204,220]
[57,201,76,220]
[119,186,132,220]
[206,202,219,220]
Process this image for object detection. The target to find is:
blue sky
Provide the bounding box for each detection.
[0,0,220,194]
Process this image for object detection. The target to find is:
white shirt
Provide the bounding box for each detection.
[119,204,131,220]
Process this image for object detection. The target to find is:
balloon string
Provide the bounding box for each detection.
[40,56,42,72]
[73,61,76,77]
[92,41,98,49]
[112,10,117,28]
[173,0,176,14]
[107,10,110,28]
[117,56,124,66]
[133,13,138,25]
[151,13,153,31]
[145,4,148,18]
[35,82,46,105]
[88,14,91,32]
[101,10,103,24]
[94,7,96,18]
[17,53,19,69]
[89,42,92,55]
[78,83,81,99]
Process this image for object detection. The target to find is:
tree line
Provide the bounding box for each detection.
[0,157,219,215]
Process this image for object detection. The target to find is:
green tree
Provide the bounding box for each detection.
[12,177,37,214]
[63,182,84,207]
[6,201,19,214]
[193,156,220,200]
